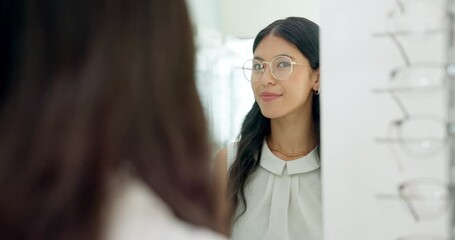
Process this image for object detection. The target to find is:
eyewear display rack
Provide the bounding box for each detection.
[321,0,451,239]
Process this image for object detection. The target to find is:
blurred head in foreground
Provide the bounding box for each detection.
[0,0,219,239]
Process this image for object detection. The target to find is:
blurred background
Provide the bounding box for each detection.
[185,0,320,149]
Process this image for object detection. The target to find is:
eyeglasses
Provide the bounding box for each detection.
[242,55,308,82]
[376,178,450,222]
[371,2,447,172]
[385,0,446,37]
[371,31,447,92]
[371,1,450,239]
[376,179,451,240]
[374,91,447,172]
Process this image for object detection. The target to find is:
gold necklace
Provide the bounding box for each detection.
[269,148,307,158]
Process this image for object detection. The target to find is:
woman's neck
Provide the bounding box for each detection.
[267,112,318,160]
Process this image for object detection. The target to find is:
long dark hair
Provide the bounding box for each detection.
[0,0,218,239]
[227,17,320,221]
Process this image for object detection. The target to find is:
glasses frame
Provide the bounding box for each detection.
[399,179,449,221]
[385,0,446,36]
[376,178,450,222]
[241,55,309,82]
[371,30,447,92]
[374,90,448,172]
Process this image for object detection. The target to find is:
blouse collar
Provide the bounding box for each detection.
[259,141,320,176]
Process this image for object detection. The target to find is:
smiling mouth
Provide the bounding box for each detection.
[259,93,282,102]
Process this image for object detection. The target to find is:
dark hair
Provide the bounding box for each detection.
[227,17,320,221]
[0,0,218,239]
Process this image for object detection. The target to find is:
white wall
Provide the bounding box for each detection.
[220,0,320,38]
[187,0,320,38]
[186,0,220,30]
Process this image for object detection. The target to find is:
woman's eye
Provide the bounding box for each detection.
[277,61,291,68]
[253,64,263,71]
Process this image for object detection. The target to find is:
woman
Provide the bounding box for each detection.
[215,17,321,240]
[0,0,226,239]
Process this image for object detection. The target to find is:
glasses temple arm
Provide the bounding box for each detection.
[389,91,410,119]
[400,192,420,221]
[389,33,411,66]
[395,0,405,14]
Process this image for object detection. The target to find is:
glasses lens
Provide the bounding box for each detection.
[243,59,263,82]
[271,56,293,80]
[399,180,448,220]
[391,65,444,89]
[391,117,445,159]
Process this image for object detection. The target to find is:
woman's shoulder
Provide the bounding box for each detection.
[104,176,227,240]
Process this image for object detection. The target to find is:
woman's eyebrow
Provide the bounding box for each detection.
[253,54,295,61]
[277,54,295,59]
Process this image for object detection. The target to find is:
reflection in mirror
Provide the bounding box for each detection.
[187,1,321,239]
[218,17,321,240]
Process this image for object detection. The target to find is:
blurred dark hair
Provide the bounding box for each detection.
[0,0,217,239]
[227,17,320,221]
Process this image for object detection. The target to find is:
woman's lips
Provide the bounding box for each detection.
[259,92,282,102]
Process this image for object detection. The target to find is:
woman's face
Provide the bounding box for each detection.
[252,34,319,119]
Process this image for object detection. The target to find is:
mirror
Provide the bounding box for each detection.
[187,1,322,239]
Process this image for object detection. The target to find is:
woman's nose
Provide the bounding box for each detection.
[258,64,276,86]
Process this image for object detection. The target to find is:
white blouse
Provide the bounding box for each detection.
[227,141,322,240]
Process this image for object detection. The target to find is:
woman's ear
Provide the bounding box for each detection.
[312,68,320,92]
